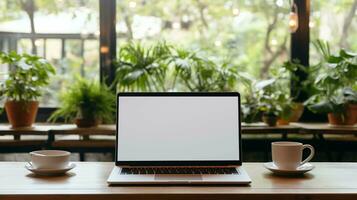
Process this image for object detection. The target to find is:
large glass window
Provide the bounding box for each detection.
[310,0,357,64]
[0,0,99,106]
[116,0,290,80]
[1,0,355,106]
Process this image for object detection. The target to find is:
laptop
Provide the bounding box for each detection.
[107,92,251,185]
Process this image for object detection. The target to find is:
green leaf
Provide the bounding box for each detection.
[123,70,145,84]
[308,100,335,114]
[339,49,356,59]
[327,55,343,63]
[255,79,276,90]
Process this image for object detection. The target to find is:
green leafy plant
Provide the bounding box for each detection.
[238,73,262,123]
[49,78,116,123]
[255,78,293,120]
[169,48,238,92]
[114,41,239,92]
[241,94,261,123]
[114,42,171,92]
[343,87,357,104]
[306,40,357,114]
[280,59,317,101]
[0,51,55,101]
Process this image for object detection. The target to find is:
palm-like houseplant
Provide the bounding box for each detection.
[113,41,239,92]
[49,78,116,127]
[114,42,171,92]
[0,51,55,127]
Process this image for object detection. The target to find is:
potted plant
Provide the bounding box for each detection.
[308,89,354,125]
[306,40,357,126]
[343,87,357,124]
[0,51,55,128]
[255,79,293,126]
[49,78,116,128]
[280,59,314,122]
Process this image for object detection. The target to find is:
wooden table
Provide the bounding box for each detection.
[1,162,357,200]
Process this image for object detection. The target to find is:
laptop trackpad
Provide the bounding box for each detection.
[155,175,202,181]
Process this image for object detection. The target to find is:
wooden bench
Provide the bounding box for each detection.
[49,124,116,161]
[0,123,356,161]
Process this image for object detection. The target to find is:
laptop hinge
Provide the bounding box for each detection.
[118,165,241,168]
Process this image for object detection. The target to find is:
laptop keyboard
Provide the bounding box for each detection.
[120,167,239,175]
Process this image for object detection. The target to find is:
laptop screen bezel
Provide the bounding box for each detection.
[115,92,242,166]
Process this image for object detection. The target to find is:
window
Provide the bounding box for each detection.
[116,0,290,80]
[310,0,357,64]
[0,0,355,109]
[0,0,99,106]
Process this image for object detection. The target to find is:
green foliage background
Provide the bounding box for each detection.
[0,0,356,106]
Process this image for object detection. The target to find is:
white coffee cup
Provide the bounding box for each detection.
[30,150,70,169]
[272,142,314,170]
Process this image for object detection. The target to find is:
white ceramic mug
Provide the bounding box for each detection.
[272,142,314,170]
[30,150,70,169]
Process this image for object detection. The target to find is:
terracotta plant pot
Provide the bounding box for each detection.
[348,104,357,124]
[5,101,39,128]
[327,111,355,126]
[277,118,290,126]
[262,114,278,127]
[74,118,101,128]
[326,103,357,126]
[289,103,304,122]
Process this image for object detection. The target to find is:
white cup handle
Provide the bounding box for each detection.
[300,144,315,166]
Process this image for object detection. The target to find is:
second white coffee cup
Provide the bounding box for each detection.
[272,141,314,170]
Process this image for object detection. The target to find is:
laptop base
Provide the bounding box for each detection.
[107,166,251,185]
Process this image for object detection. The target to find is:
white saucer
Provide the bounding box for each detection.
[25,162,76,176]
[264,162,314,175]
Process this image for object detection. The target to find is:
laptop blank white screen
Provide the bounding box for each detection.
[117,96,240,161]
